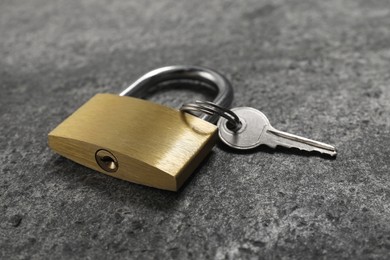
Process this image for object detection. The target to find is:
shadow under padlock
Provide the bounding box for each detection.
[48,65,233,191]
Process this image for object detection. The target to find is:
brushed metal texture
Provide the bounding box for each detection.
[48,94,218,191]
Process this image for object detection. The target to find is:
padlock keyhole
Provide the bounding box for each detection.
[95,149,118,173]
[100,156,116,170]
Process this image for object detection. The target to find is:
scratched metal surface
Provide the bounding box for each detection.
[1,0,390,259]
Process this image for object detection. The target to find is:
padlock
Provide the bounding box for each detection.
[48,65,233,191]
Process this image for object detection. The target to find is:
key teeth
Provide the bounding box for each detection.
[274,144,337,157]
[265,128,337,157]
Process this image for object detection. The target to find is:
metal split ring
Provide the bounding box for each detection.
[180,101,242,132]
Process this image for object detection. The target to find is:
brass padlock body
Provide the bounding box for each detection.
[48,94,218,191]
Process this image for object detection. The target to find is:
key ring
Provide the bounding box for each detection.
[180,100,242,132]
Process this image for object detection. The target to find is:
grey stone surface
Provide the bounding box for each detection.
[1,0,390,259]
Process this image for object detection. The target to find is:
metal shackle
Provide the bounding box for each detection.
[119,65,234,123]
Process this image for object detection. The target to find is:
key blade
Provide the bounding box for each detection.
[265,128,337,156]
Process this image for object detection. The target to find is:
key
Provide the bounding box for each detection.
[217,107,337,156]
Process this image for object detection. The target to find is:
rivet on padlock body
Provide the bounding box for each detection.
[48,66,233,191]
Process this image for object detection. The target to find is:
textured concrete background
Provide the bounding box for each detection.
[1,0,390,259]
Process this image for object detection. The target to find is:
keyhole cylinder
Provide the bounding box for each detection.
[95,149,118,173]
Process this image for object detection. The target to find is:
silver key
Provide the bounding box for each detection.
[217,107,337,156]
